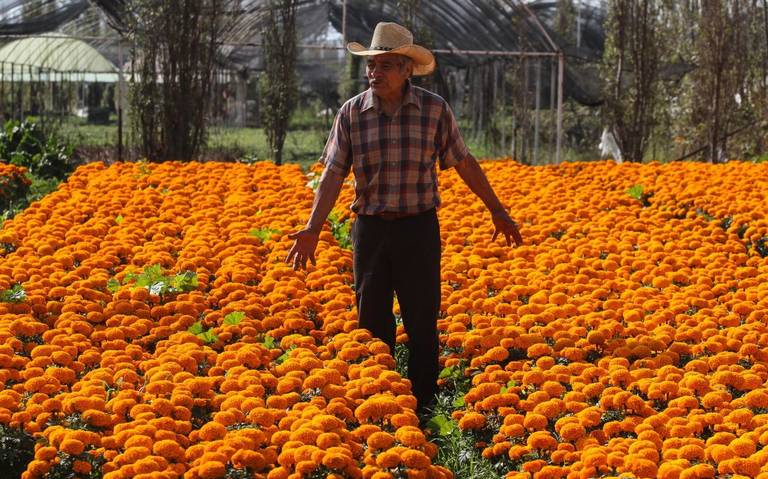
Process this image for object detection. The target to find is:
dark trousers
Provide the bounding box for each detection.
[351,209,441,413]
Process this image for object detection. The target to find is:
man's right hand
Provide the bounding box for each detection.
[285,229,320,270]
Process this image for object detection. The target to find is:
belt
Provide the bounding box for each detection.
[372,209,431,221]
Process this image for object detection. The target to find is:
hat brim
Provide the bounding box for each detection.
[347,42,435,76]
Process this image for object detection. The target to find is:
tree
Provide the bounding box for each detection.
[126,0,228,161]
[260,0,298,166]
[602,0,664,163]
[690,1,760,162]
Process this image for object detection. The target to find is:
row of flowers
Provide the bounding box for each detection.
[3,159,768,479]
[0,161,449,479]
[433,160,768,479]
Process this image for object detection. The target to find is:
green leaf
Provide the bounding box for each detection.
[249,227,282,241]
[188,322,204,335]
[115,215,124,224]
[0,284,26,303]
[135,264,164,288]
[439,365,459,380]
[199,330,218,344]
[276,345,296,364]
[106,279,121,294]
[172,271,198,292]
[262,335,276,349]
[224,311,245,326]
[426,414,457,436]
[327,211,352,249]
[627,184,644,200]
[452,395,466,408]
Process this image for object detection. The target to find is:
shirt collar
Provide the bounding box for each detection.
[361,80,422,114]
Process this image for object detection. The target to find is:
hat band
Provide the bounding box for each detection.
[372,46,393,51]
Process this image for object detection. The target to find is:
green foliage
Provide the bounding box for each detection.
[327,212,351,249]
[44,446,106,479]
[626,184,652,206]
[427,390,504,479]
[0,170,30,215]
[0,424,34,479]
[262,335,277,349]
[223,311,246,326]
[188,321,218,344]
[249,227,282,242]
[122,264,198,298]
[438,362,471,392]
[0,120,75,179]
[747,237,768,258]
[0,284,26,303]
[425,414,458,436]
[394,343,409,378]
[106,279,121,294]
[276,345,296,364]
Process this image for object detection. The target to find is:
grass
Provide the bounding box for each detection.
[58,120,328,170]
[60,119,600,172]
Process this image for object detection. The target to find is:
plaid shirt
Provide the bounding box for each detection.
[320,81,470,215]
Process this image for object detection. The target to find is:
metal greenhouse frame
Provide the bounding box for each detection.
[0,0,607,164]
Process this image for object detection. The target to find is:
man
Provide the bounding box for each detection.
[286,22,522,417]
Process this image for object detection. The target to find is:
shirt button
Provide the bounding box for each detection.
[390,139,396,144]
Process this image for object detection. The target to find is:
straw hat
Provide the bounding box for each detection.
[347,22,436,76]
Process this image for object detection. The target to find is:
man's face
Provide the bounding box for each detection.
[366,53,411,100]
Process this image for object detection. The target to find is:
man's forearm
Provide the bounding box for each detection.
[306,168,346,233]
[455,156,505,213]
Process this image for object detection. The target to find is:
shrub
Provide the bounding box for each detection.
[0,120,75,179]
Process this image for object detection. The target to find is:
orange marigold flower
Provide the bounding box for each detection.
[198,460,227,479]
[199,421,227,441]
[376,450,401,469]
[458,412,486,430]
[153,439,185,461]
[559,422,586,442]
[367,432,395,450]
[527,431,557,450]
[395,426,426,448]
[59,438,85,456]
[401,449,431,469]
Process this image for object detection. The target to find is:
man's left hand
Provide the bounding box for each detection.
[491,209,523,247]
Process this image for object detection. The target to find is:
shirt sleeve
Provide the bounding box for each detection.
[436,102,470,170]
[319,103,352,176]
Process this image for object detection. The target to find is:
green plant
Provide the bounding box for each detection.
[425,390,504,479]
[120,265,198,299]
[223,311,245,326]
[188,321,218,344]
[0,424,34,479]
[249,227,282,242]
[327,212,351,249]
[0,171,30,214]
[0,284,26,303]
[627,184,653,206]
[0,120,75,179]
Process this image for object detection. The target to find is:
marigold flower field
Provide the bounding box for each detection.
[1,159,768,479]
